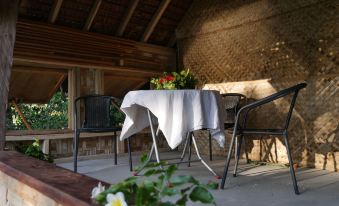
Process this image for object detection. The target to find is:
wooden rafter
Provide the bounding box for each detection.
[141,0,171,42]
[48,0,63,23]
[116,0,140,36]
[11,100,33,131]
[83,0,102,31]
[167,33,176,47]
[133,80,148,90]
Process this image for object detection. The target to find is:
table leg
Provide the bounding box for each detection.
[191,133,219,178]
[147,110,162,169]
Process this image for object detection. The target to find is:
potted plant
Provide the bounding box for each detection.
[91,155,218,206]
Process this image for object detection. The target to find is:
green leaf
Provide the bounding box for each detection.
[189,186,215,204]
[176,194,188,206]
[144,169,162,177]
[170,175,198,186]
[205,181,219,190]
[180,186,192,194]
[95,193,107,204]
[165,165,177,179]
[143,179,155,190]
[159,202,176,206]
[140,154,148,164]
[161,187,178,196]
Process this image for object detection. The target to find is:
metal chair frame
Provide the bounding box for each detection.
[220,83,307,195]
[73,95,132,173]
[208,93,247,161]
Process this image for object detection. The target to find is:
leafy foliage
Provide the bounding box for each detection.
[94,154,217,206]
[15,139,53,163]
[151,69,198,90]
[6,91,68,130]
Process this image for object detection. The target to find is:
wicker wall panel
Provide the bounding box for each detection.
[177,0,338,171]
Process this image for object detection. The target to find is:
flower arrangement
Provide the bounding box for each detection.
[150,69,198,90]
[91,154,217,206]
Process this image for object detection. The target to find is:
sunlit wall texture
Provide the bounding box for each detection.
[177,0,338,172]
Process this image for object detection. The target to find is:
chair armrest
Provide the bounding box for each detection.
[235,83,307,128]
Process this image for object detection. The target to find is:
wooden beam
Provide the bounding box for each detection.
[11,100,33,130]
[116,0,140,36]
[12,66,68,74]
[0,0,18,150]
[141,0,171,42]
[83,0,102,31]
[48,0,63,23]
[14,20,176,75]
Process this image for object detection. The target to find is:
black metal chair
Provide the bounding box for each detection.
[208,93,247,161]
[220,83,307,195]
[73,95,132,173]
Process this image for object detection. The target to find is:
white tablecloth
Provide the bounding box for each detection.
[119,90,225,149]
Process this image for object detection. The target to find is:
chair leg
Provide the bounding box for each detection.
[73,130,80,173]
[127,137,133,172]
[243,136,250,164]
[284,132,300,195]
[113,131,117,165]
[220,132,237,189]
[233,135,243,177]
[188,133,192,167]
[209,132,212,161]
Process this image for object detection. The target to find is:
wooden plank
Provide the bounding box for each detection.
[48,0,63,23]
[12,66,68,74]
[141,0,171,42]
[0,0,18,150]
[13,20,175,74]
[5,129,150,141]
[11,100,33,130]
[83,0,102,31]
[115,0,140,36]
[94,69,104,94]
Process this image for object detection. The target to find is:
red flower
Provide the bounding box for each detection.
[165,75,175,81]
[159,78,165,84]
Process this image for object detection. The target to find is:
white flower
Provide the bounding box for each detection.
[105,192,127,206]
[91,182,106,199]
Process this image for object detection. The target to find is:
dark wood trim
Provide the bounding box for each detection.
[0,151,109,206]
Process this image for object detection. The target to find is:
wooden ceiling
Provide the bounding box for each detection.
[18,0,193,46]
[10,0,193,103]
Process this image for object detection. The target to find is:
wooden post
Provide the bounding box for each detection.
[0,0,19,150]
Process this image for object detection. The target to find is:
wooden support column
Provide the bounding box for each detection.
[0,0,19,150]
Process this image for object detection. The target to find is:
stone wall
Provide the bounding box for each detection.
[0,170,62,206]
[177,0,338,171]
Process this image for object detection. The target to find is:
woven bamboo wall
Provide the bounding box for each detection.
[177,0,338,171]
